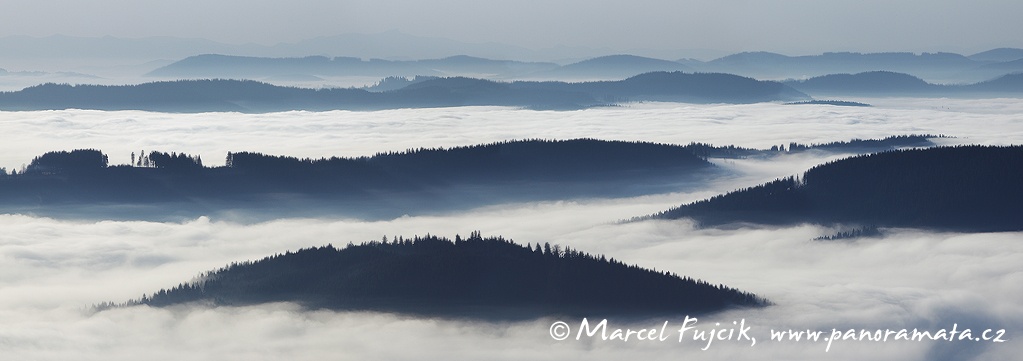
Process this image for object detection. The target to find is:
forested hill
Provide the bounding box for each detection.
[127,233,767,318]
[0,136,942,220]
[0,139,716,220]
[0,72,809,112]
[649,145,1023,232]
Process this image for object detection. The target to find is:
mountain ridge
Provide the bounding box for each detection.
[143,49,1023,84]
[0,72,810,112]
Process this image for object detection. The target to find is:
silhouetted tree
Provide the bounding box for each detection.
[24,149,108,174]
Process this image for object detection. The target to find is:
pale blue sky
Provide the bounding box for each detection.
[1,0,1020,55]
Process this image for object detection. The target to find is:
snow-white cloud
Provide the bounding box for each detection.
[1,98,1020,172]
[0,100,1020,360]
[1,213,1020,360]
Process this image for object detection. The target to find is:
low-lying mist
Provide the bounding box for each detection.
[1,205,1019,360]
[1,99,1020,360]
[1,98,1021,171]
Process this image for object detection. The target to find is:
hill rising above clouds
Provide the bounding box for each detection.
[0,136,939,221]
[127,233,767,319]
[648,145,1023,232]
[0,72,809,112]
[0,139,715,220]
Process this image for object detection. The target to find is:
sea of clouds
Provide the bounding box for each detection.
[0,98,1020,360]
[1,97,1021,171]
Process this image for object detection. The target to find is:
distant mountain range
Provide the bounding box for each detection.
[2,69,1017,113]
[0,33,550,72]
[696,51,994,83]
[145,53,696,81]
[1,34,1021,84]
[144,49,1023,84]
[0,136,936,221]
[146,54,561,79]
[0,72,810,112]
[531,55,692,80]
[120,233,767,319]
[784,71,1023,97]
[967,48,1023,62]
[647,145,1023,232]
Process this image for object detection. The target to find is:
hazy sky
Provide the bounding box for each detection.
[1,0,1021,56]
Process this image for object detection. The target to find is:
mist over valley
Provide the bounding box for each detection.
[1,8,1021,357]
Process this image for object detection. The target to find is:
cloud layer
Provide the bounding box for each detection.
[1,100,1021,360]
[1,97,1021,171]
[1,212,1020,360]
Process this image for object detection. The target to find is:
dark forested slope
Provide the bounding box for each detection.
[131,233,767,318]
[0,139,715,219]
[0,136,943,220]
[650,145,1023,232]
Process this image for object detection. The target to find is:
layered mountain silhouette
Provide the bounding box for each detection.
[143,48,1023,84]
[648,145,1023,232]
[146,54,560,79]
[19,67,1008,113]
[977,59,1023,74]
[0,33,549,74]
[0,136,937,221]
[531,54,693,80]
[784,71,1023,97]
[693,51,1023,83]
[124,233,767,319]
[0,72,809,112]
[147,54,695,82]
[3,33,1021,84]
[968,48,1023,62]
[703,51,978,77]
[966,73,1023,93]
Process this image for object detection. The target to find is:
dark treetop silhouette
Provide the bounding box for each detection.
[648,145,1023,232]
[123,233,767,319]
[0,139,714,220]
[0,136,941,221]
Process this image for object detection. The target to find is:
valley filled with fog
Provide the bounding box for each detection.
[1,99,1021,360]
[3,98,1020,171]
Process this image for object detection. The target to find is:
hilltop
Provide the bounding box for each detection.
[125,233,767,319]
